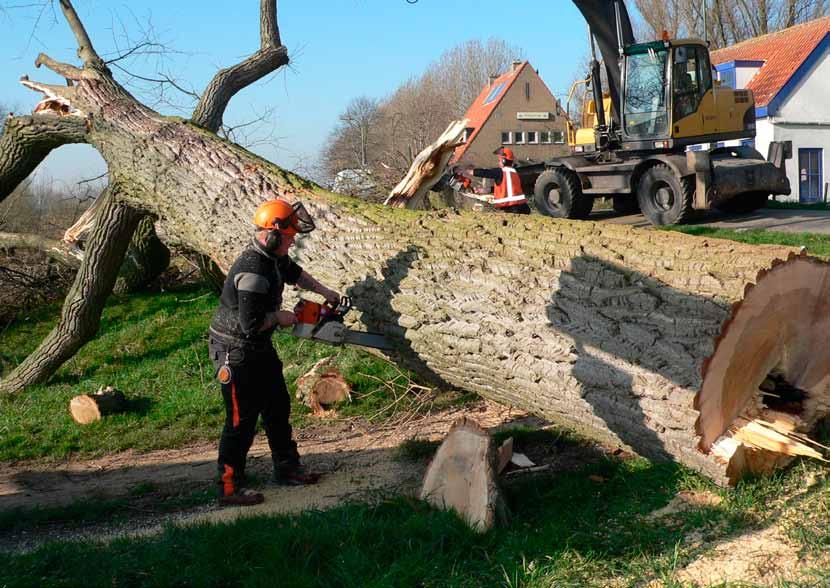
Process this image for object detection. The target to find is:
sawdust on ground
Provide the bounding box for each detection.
[0,400,543,552]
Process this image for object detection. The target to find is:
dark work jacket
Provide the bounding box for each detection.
[209,240,303,350]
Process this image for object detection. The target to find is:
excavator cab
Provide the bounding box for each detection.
[621,39,753,149]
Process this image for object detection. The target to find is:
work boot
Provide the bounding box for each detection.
[218,487,265,507]
[272,464,321,486]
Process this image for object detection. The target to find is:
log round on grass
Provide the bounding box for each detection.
[420,417,506,532]
[69,387,127,424]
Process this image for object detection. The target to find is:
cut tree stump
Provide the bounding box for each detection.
[384,119,467,209]
[295,358,351,415]
[420,417,507,532]
[69,386,127,424]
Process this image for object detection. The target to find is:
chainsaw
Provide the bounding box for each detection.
[292,296,392,350]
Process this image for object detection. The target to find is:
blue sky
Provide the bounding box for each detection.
[0,1,607,187]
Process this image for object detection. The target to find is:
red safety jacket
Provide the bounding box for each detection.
[493,167,526,208]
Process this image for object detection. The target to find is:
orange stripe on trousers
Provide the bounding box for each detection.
[231,380,240,427]
[222,464,235,496]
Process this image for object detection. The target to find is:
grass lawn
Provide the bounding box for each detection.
[0,285,459,462]
[0,450,827,587]
[663,225,830,259]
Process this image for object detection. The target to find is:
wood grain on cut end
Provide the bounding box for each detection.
[420,417,505,532]
[697,256,830,467]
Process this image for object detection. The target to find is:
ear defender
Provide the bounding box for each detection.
[263,229,282,251]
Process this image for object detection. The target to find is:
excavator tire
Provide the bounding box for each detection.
[715,191,769,214]
[636,164,694,226]
[533,168,593,220]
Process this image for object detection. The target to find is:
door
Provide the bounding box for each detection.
[798,148,823,203]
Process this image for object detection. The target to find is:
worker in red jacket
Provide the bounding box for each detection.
[463,147,531,214]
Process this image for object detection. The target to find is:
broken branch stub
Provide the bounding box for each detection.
[384,119,468,208]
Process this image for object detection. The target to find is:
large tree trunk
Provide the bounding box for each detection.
[2,0,829,486]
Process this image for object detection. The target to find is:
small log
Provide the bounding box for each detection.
[295,358,351,416]
[384,119,467,209]
[420,417,507,532]
[69,386,127,424]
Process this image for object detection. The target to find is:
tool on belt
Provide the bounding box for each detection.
[292,296,392,350]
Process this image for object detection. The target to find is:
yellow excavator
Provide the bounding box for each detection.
[534,0,791,225]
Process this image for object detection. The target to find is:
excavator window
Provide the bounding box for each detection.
[623,46,669,138]
[672,45,714,121]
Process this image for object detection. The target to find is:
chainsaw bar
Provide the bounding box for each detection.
[342,330,393,350]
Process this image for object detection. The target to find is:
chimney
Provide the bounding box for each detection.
[488,74,499,86]
[512,60,523,72]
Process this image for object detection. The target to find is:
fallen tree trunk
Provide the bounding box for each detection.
[3,0,830,486]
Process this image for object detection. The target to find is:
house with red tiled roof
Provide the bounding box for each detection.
[452,60,569,185]
[711,17,830,203]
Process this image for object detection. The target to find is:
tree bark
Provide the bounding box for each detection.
[0,115,88,200]
[0,188,142,395]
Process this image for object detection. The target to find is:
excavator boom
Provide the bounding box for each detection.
[572,0,635,127]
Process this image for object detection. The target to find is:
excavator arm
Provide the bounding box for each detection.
[571,0,635,128]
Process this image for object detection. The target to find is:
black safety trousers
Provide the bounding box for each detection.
[209,336,299,494]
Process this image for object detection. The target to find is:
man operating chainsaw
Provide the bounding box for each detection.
[460,147,531,214]
[208,198,340,506]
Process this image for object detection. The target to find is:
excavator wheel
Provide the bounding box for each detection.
[636,164,694,226]
[715,192,769,214]
[533,168,593,220]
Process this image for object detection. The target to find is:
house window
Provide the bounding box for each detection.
[552,131,565,144]
[799,148,824,203]
[525,82,531,101]
[501,131,512,144]
[526,131,538,144]
[483,82,506,105]
[514,131,525,144]
[540,131,551,144]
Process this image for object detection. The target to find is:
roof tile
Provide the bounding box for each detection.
[710,17,830,107]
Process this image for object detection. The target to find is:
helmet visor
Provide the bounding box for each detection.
[278,202,315,234]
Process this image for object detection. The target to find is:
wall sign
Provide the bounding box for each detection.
[517,112,551,120]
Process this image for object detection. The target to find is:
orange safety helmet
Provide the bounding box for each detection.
[253,199,315,235]
[498,147,515,165]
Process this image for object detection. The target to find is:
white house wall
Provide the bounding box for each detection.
[771,47,830,202]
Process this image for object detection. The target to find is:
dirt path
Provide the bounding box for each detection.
[0,400,542,552]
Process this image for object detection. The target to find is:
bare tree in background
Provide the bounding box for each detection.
[633,0,829,47]
[428,38,524,117]
[321,37,522,197]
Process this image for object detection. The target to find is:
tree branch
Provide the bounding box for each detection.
[0,114,89,202]
[58,0,105,68]
[0,231,82,268]
[35,52,97,81]
[191,0,288,132]
[0,187,142,395]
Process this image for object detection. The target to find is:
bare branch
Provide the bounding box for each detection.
[191,0,289,132]
[58,0,104,67]
[34,52,96,81]
[0,230,82,267]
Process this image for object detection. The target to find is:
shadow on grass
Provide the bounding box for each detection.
[0,436,732,587]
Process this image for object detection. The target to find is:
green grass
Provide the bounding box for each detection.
[663,225,830,258]
[3,456,826,587]
[0,285,456,462]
